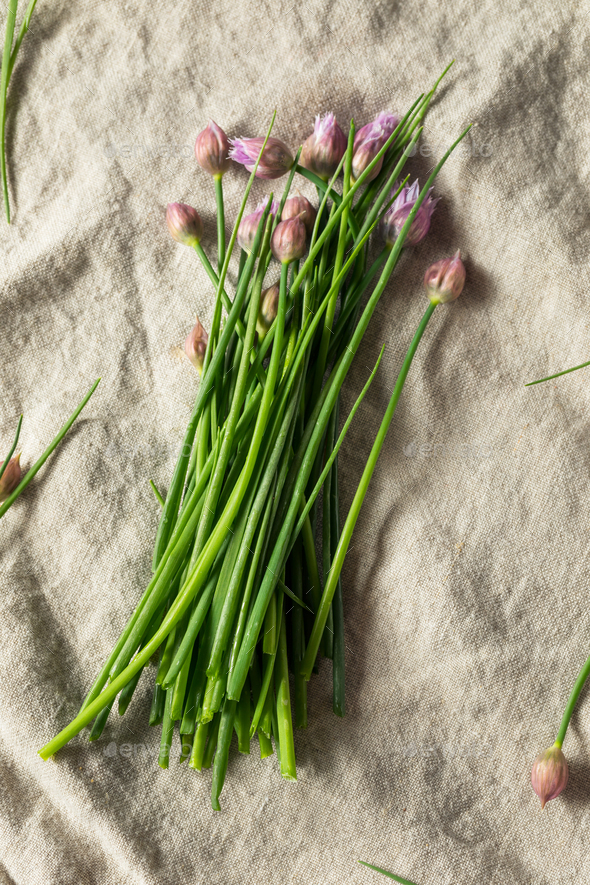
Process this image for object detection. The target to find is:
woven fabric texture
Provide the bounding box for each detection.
[1,1,589,883]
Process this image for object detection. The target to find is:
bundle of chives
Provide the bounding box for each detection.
[39,68,469,810]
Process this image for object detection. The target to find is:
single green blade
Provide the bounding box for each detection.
[358,860,419,885]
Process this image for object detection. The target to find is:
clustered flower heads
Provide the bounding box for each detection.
[166,202,204,247]
[271,216,307,264]
[352,112,400,182]
[41,78,473,814]
[531,744,569,809]
[237,197,278,253]
[185,316,209,375]
[282,190,317,236]
[381,180,439,248]
[257,282,280,339]
[300,113,347,181]
[424,251,466,304]
[229,136,294,179]
[195,120,231,178]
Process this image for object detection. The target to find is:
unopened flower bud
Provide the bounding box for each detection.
[185,316,209,374]
[352,112,400,182]
[282,190,317,236]
[381,180,439,248]
[195,120,231,177]
[166,202,204,247]
[271,216,307,264]
[229,136,294,180]
[300,113,347,181]
[424,251,466,305]
[0,453,21,502]
[257,281,280,339]
[237,197,278,253]
[531,744,569,809]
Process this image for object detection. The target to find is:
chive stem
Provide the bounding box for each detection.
[0,412,22,482]
[555,649,590,747]
[0,379,101,520]
[301,303,436,680]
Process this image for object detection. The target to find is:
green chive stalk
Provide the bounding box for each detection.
[555,650,590,748]
[301,302,437,680]
[526,360,590,386]
[0,0,17,223]
[0,380,100,520]
[0,412,22,482]
[1,0,39,223]
[358,860,419,885]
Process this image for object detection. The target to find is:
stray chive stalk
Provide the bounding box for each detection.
[0,379,101,520]
[358,860,419,885]
[0,412,22,482]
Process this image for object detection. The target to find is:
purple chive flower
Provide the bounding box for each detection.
[351,112,400,182]
[257,281,280,339]
[229,136,294,180]
[0,454,21,503]
[282,190,317,236]
[531,744,569,809]
[195,120,231,178]
[381,180,439,247]
[185,316,209,375]
[300,113,347,181]
[424,251,466,304]
[237,197,278,253]
[166,202,204,247]
[271,216,307,264]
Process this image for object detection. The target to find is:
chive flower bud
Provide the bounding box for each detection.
[351,112,400,182]
[424,251,466,305]
[184,316,209,375]
[0,454,21,503]
[381,180,439,248]
[257,281,280,339]
[281,190,317,236]
[271,216,307,264]
[194,120,231,178]
[229,136,294,179]
[531,744,569,809]
[237,197,278,253]
[166,202,204,247]
[300,112,347,181]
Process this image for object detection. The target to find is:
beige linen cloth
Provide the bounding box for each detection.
[1,0,590,882]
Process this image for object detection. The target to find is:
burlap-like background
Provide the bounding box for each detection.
[1,1,590,882]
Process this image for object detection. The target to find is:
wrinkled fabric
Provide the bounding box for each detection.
[1,1,589,883]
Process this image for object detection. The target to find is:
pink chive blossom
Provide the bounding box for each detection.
[185,316,209,375]
[257,281,280,339]
[229,136,294,180]
[271,216,307,264]
[424,251,466,305]
[166,202,204,248]
[194,120,231,177]
[351,112,400,182]
[237,197,279,253]
[300,113,347,181]
[281,191,317,236]
[381,180,439,248]
[531,744,569,809]
[0,454,21,503]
